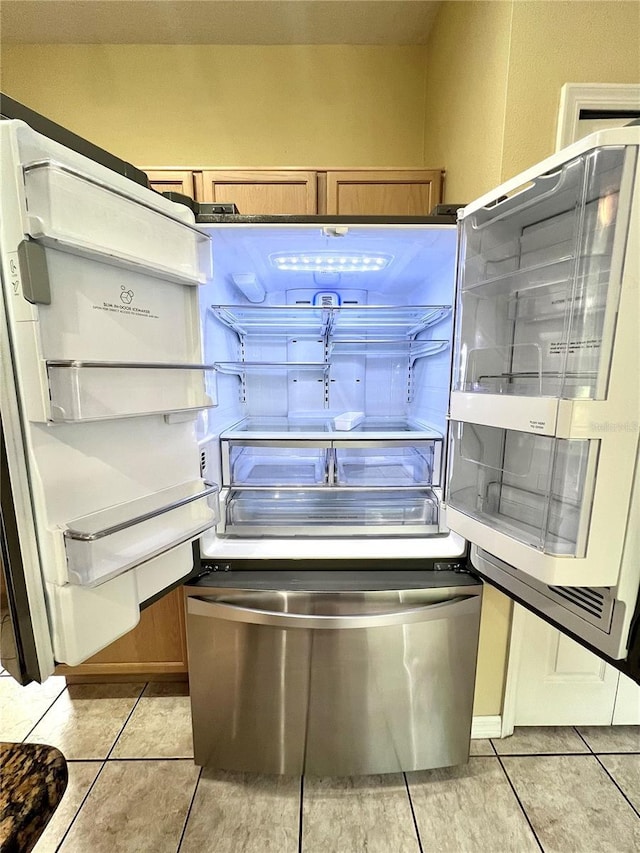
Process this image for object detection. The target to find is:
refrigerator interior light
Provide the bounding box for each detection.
[270,252,392,272]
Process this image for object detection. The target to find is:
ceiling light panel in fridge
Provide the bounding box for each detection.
[270,252,392,272]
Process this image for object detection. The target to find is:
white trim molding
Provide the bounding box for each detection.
[471,715,503,739]
[556,83,640,150]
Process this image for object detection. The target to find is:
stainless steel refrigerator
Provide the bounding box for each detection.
[1,101,638,774]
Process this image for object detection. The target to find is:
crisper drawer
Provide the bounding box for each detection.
[222,488,440,537]
[447,421,597,557]
[22,160,211,284]
[222,441,330,487]
[333,440,439,487]
[62,481,219,586]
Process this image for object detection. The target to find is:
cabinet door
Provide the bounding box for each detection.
[146,170,195,198]
[56,588,188,680]
[199,170,317,214]
[326,170,443,215]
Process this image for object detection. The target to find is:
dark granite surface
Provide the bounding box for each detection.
[0,742,68,853]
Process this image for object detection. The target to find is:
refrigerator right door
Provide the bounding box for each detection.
[446,129,639,603]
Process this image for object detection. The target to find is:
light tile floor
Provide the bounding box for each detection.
[1,674,638,853]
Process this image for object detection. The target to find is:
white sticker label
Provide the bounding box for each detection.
[528,419,546,432]
[549,338,601,356]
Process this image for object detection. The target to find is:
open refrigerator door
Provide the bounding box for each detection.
[0,120,219,682]
[445,127,640,672]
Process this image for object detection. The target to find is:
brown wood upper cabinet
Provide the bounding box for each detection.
[199,170,317,214]
[146,170,195,198]
[145,168,444,215]
[325,170,444,216]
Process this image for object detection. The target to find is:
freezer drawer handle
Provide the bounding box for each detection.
[187,594,478,629]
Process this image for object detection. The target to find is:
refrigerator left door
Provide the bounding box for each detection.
[0,120,219,683]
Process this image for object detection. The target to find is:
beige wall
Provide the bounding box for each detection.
[424,0,640,199]
[423,0,513,202]
[502,1,640,178]
[0,45,429,168]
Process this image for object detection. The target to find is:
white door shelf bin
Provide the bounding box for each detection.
[45,361,217,422]
[447,421,597,558]
[62,481,219,587]
[455,145,632,402]
[222,488,440,537]
[23,160,212,285]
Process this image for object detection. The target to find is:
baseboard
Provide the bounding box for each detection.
[471,715,502,739]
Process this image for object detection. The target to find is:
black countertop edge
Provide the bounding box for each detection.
[195,213,458,225]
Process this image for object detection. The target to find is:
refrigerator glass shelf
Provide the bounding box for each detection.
[23,160,211,285]
[45,360,217,422]
[220,416,443,440]
[210,305,451,338]
[62,480,219,587]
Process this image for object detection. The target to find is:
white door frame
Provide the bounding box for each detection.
[556,83,640,149]
[502,83,640,736]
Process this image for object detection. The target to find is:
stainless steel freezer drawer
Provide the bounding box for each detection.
[185,571,482,776]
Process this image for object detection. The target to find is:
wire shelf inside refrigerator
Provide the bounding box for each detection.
[330,340,449,361]
[210,305,452,339]
[214,361,330,376]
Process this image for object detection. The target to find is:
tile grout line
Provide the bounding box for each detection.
[494,754,545,852]
[572,726,594,753]
[52,680,150,848]
[592,752,640,819]
[402,772,424,853]
[297,775,304,853]
[66,755,195,762]
[20,681,69,743]
[176,765,203,853]
[104,681,148,761]
[53,759,109,852]
[489,750,600,757]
